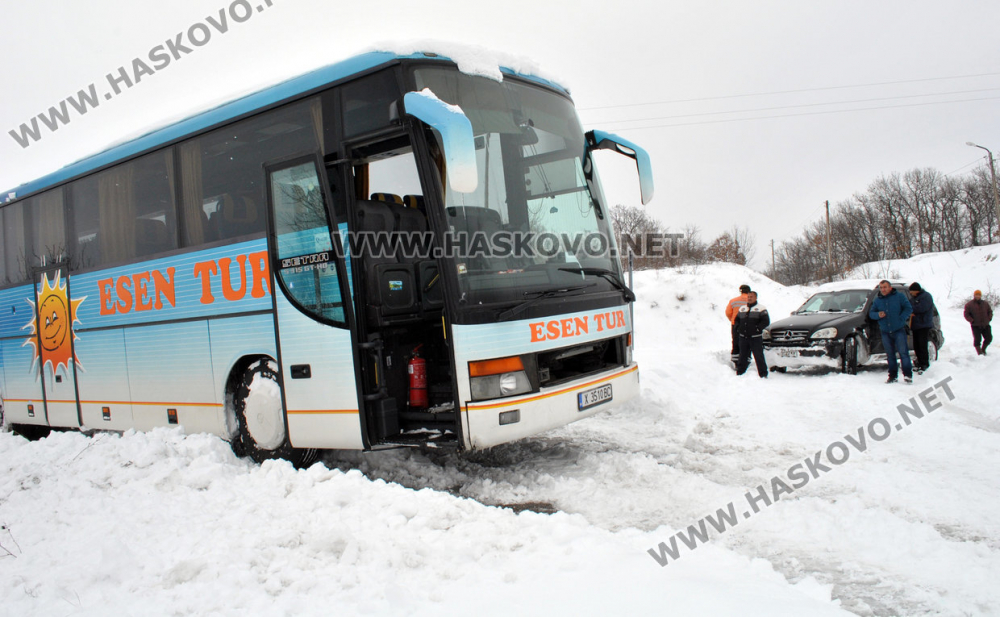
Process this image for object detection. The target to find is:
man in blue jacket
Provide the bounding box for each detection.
[908,282,936,373]
[869,280,914,383]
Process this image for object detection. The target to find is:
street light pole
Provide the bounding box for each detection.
[967,141,1000,238]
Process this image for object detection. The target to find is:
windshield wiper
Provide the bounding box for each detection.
[558,267,636,303]
[496,283,596,321]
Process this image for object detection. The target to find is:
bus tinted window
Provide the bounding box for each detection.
[29,189,67,269]
[342,71,399,137]
[1,203,28,285]
[69,149,177,270]
[181,98,321,247]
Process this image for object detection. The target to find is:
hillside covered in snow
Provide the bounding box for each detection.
[2,245,999,616]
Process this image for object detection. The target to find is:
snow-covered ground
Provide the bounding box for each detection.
[2,246,998,616]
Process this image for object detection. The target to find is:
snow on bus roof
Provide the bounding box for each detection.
[2,45,567,203]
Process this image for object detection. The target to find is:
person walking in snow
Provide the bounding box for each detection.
[907,282,936,373]
[735,291,769,378]
[725,284,751,365]
[963,290,993,355]
[869,280,914,383]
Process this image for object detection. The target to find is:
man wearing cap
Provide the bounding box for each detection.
[964,290,993,355]
[725,284,751,365]
[908,282,936,373]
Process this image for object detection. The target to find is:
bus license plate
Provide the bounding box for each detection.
[778,349,800,357]
[578,384,612,411]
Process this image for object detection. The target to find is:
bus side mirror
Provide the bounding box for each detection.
[586,130,654,205]
[402,89,479,194]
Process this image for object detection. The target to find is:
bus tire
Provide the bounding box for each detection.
[232,359,316,468]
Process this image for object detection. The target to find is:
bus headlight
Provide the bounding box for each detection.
[469,356,532,400]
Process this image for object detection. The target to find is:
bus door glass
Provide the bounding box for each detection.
[265,156,363,449]
[31,264,81,428]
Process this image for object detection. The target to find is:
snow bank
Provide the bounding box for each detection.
[0,429,847,616]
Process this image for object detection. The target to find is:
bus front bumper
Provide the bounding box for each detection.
[463,363,640,449]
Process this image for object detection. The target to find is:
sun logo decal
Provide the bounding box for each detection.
[23,272,86,376]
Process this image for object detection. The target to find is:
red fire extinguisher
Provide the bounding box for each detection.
[408,344,428,409]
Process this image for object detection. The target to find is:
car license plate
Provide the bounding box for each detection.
[578,384,612,411]
[778,349,799,357]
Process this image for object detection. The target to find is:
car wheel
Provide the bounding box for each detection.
[233,359,316,467]
[928,339,939,363]
[843,336,860,375]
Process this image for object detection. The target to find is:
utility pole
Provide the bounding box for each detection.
[967,142,1000,240]
[825,200,832,281]
[770,239,775,275]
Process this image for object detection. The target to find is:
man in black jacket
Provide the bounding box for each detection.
[908,282,936,373]
[735,291,770,378]
[964,290,994,355]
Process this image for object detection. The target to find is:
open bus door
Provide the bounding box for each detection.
[264,155,365,450]
[29,264,81,429]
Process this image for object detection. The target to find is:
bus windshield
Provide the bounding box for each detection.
[412,68,619,309]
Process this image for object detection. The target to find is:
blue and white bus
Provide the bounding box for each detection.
[0,50,653,464]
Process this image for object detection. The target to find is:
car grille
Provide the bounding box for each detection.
[768,329,811,345]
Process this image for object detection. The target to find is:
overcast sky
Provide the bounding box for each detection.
[2,1,999,268]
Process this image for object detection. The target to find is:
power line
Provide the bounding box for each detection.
[587,95,1000,131]
[593,88,1000,127]
[945,157,987,177]
[578,71,1000,112]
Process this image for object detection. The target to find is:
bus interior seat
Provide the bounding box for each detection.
[446,206,507,271]
[370,192,403,205]
[393,195,427,235]
[135,218,172,255]
[356,199,410,324]
[402,195,441,309]
[217,194,260,238]
[199,208,215,243]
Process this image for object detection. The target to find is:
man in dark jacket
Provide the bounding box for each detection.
[908,282,936,373]
[964,290,993,355]
[869,280,914,383]
[735,291,769,378]
[725,284,751,365]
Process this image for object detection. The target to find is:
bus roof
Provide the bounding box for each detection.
[3,50,569,203]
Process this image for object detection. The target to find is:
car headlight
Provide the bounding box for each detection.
[762,329,771,340]
[811,327,838,339]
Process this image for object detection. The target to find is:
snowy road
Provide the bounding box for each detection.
[325,253,1000,616]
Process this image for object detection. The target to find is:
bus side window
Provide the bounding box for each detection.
[27,189,67,269]
[2,204,29,286]
[181,97,322,248]
[70,149,177,270]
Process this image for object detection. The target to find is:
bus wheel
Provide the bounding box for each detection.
[233,359,316,467]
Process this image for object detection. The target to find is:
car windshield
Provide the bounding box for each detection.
[795,290,869,314]
[412,67,620,309]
